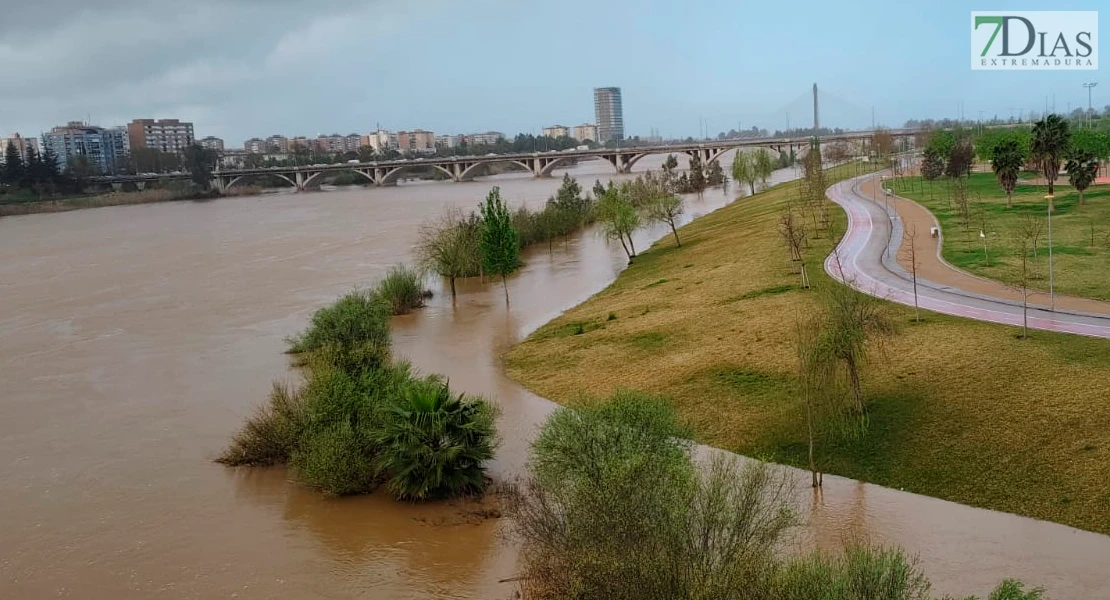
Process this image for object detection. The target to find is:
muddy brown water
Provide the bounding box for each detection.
[1,154,1108,600]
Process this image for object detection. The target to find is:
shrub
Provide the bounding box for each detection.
[286,289,391,373]
[986,580,1046,600]
[416,208,483,297]
[215,382,308,466]
[775,544,931,600]
[290,421,379,495]
[376,264,429,315]
[509,390,795,600]
[373,377,498,500]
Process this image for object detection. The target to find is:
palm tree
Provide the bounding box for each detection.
[1031,114,1071,205]
[1066,150,1100,206]
[373,377,498,500]
[991,138,1025,208]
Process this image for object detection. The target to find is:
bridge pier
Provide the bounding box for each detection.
[111,182,123,192]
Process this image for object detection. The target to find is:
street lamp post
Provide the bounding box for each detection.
[1045,194,1055,311]
[1082,82,1098,128]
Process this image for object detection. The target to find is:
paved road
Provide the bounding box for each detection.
[824,174,1110,339]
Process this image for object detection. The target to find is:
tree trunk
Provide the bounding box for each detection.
[627,234,637,258]
[749,181,755,196]
[670,221,681,247]
[847,357,864,415]
[1006,190,1012,208]
[450,276,457,299]
[616,235,632,261]
[806,396,819,488]
[502,274,509,305]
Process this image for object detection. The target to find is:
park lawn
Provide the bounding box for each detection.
[505,163,1110,535]
[891,172,1110,301]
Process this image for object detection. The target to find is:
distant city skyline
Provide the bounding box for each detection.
[0,0,1105,145]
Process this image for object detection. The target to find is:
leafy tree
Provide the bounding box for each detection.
[479,186,520,303]
[372,377,497,501]
[991,139,1024,208]
[592,179,606,199]
[945,140,974,179]
[1032,114,1071,197]
[732,151,756,195]
[183,144,217,191]
[639,172,685,246]
[687,153,706,193]
[920,147,945,181]
[705,160,726,186]
[662,154,679,172]
[1071,128,1110,162]
[754,148,775,188]
[597,184,641,261]
[551,173,588,214]
[1065,150,1100,206]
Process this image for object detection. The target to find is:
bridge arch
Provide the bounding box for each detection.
[226,173,296,189]
[301,169,375,189]
[457,159,532,182]
[537,156,576,177]
[380,164,455,185]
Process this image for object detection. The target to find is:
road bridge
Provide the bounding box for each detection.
[93,129,918,192]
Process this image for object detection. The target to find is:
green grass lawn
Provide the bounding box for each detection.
[890,172,1110,300]
[507,164,1110,535]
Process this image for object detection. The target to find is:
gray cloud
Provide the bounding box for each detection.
[0,0,415,144]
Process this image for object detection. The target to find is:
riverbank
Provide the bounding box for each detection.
[891,172,1110,301]
[505,163,1110,535]
[0,186,260,217]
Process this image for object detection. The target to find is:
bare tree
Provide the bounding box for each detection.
[795,317,831,488]
[779,210,810,288]
[1017,214,1044,260]
[904,224,921,322]
[1012,232,1034,339]
[416,207,482,299]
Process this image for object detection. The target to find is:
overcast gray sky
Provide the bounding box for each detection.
[1,0,1104,146]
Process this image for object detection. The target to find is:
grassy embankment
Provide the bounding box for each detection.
[506,163,1110,534]
[892,172,1110,300]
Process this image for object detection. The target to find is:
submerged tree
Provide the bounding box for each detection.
[372,377,498,500]
[732,151,756,195]
[479,186,520,304]
[417,208,483,298]
[687,153,706,193]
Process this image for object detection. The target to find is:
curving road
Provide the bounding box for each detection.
[825,173,1110,339]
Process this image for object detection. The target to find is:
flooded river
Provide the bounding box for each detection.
[1,154,1108,599]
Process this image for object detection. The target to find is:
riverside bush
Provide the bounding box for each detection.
[220,291,498,500]
[377,264,429,315]
[373,376,498,500]
[215,382,308,466]
[507,392,1046,600]
[286,289,391,359]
